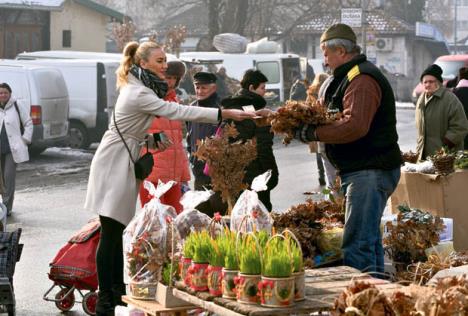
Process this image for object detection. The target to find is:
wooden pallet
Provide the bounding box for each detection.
[121,295,195,316]
[171,266,400,316]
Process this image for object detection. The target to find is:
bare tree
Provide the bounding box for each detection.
[112,18,136,52]
[164,25,187,57]
[384,0,426,24]
[425,0,453,39]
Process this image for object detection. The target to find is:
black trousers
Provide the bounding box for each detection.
[96,215,125,291]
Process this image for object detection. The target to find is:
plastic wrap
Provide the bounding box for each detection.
[174,190,213,240]
[213,33,248,53]
[317,226,343,260]
[123,180,178,299]
[230,171,273,233]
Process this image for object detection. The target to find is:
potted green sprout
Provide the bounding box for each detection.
[284,229,305,302]
[207,237,225,296]
[236,233,262,304]
[218,229,238,299]
[188,230,212,291]
[259,235,294,307]
[180,233,195,287]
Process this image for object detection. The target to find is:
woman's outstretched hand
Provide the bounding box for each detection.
[221,109,257,121]
[254,108,274,118]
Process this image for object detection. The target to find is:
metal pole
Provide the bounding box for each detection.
[361,0,366,54]
[454,0,458,54]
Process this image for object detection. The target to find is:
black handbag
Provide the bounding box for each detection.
[113,111,154,181]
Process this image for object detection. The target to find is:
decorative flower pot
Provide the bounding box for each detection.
[235,273,261,305]
[188,262,208,291]
[293,271,305,301]
[222,268,238,299]
[180,257,192,287]
[129,282,157,300]
[207,265,223,296]
[259,276,295,307]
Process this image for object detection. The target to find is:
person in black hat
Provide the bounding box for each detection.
[415,64,468,160]
[186,71,227,215]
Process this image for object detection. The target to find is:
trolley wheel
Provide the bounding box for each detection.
[82,291,98,316]
[54,288,75,312]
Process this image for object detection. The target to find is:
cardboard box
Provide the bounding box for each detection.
[155,283,191,308]
[388,170,468,251]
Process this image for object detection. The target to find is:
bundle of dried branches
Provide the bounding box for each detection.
[384,205,445,271]
[401,150,418,163]
[332,276,468,315]
[268,100,342,144]
[272,197,345,267]
[194,123,256,214]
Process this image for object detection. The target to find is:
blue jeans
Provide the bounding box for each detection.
[340,168,400,274]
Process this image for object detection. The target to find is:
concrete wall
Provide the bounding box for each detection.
[50,0,108,52]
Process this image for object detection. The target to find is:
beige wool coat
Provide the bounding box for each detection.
[416,86,468,160]
[84,74,219,225]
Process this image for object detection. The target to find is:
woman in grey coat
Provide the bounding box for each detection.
[85,41,254,316]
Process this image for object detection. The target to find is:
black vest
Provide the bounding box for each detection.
[324,55,402,174]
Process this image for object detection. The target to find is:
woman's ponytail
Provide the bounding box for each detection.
[116,41,139,89]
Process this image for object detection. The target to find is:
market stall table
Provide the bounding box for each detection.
[171,266,400,316]
[121,295,195,316]
[389,169,468,251]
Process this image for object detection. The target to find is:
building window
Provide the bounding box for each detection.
[62,30,71,47]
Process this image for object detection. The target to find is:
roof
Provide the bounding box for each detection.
[155,4,208,36]
[0,0,126,21]
[297,10,414,35]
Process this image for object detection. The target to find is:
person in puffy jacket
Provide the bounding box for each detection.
[221,69,279,211]
[138,60,191,212]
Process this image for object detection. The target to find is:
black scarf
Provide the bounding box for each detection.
[130,64,168,99]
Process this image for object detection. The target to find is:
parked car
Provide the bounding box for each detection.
[180,51,302,102]
[0,62,69,155]
[412,54,468,103]
[14,59,119,149]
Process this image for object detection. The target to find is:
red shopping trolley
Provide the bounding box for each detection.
[43,218,100,315]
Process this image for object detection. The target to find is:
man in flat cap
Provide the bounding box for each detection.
[186,71,227,215]
[294,23,402,275]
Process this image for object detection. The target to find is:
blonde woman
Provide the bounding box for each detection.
[84,41,254,316]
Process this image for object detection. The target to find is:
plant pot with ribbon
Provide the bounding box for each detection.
[188,230,212,292]
[219,228,239,299]
[259,234,295,308]
[236,231,262,305]
[180,233,195,287]
[283,229,305,301]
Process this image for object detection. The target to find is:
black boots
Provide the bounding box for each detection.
[96,290,114,316]
[112,283,127,307]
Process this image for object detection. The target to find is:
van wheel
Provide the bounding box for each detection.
[67,122,89,149]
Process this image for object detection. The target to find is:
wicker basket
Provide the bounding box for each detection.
[401,151,418,163]
[433,156,455,175]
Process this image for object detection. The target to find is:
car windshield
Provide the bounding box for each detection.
[435,60,465,79]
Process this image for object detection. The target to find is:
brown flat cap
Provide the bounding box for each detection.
[320,23,357,44]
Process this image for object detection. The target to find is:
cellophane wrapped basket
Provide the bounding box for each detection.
[230,171,273,233]
[123,180,178,300]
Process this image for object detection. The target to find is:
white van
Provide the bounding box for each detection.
[14,59,119,148]
[0,63,69,155]
[16,50,122,61]
[180,52,302,102]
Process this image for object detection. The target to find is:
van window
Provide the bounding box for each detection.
[32,69,68,98]
[0,71,28,101]
[256,61,280,84]
[435,60,465,80]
